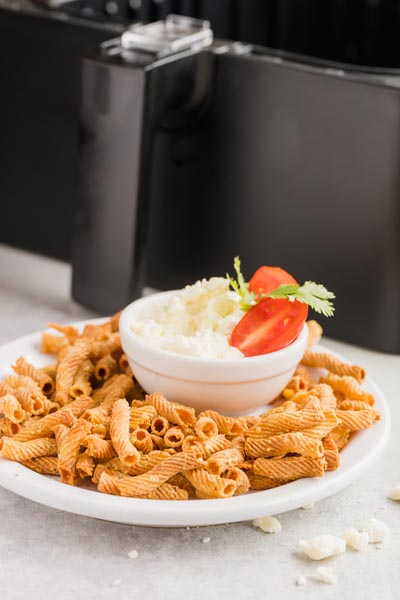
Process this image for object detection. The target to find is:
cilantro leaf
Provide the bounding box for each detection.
[267,281,335,317]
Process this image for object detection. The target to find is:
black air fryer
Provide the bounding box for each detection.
[72,15,400,353]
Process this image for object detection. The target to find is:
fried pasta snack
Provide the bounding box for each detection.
[0,318,380,499]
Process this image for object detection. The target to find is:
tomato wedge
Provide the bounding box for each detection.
[249,266,297,297]
[230,297,308,357]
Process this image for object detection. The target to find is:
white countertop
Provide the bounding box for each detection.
[0,243,398,600]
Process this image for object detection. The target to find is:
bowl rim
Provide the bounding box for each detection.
[119,291,309,380]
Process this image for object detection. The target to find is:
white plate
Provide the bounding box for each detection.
[0,320,391,527]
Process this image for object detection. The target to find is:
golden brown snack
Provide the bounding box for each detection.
[253,456,326,480]
[95,354,117,382]
[225,467,250,495]
[245,431,324,459]
[306,320,323,348]
[146,393,196,428]
[198,410,245,437]
[320,374,374,406]
[0,394,25,424]
[184,468,237,499]
[206,447,244,476]
[13,357,54,396]
[55,339,91,406]
[70,360,94,399]
[302,350,365,382]
[145,482,189,501]
[130,428,153,454]
[322,434,340,471]
[99,452,202,497]
[58,419,92,484]
[110,399,140,467]
[195,416,218,440]
[21,456,60,475]
[0,437,57,461]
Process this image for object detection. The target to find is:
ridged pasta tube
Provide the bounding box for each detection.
[198,410,245,436]
[0,437,57,461]
[12,409,75,442]
[55,339,91,406]
[146,393,195,428]
[322,434,340,471]
[99,452,202,497]
[206,448,244,475]
[245,431,324,459]
[22,456,59,475]
[13,356,54,396]
[110,399,140,466]
[302,350,365,382]
[253,456,326,479]
[184,468,237,499]
[0,394,25,423]
[320,374,374,406]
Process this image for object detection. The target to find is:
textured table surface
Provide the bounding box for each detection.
[0,244,398,600]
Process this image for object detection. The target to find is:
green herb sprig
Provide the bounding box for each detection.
[227,257,335,317]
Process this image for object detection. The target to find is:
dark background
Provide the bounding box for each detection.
[2,0,400,261]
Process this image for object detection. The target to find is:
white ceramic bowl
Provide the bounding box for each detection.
[119,291,309,416]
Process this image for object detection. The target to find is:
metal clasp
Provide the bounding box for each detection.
[120,14,213,57]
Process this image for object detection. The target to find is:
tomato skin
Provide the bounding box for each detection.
[230,297,308,357]
[249,266,297,297]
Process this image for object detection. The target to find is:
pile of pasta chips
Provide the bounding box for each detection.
[0,319,380,500]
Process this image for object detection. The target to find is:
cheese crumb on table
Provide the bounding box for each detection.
[298,535,346,560]
[342,528,369,551]
[202,537,211,544]
[389,484,400,501]
[314,566,337,584]
[252,516,282,534]
[361,518,390,543]
[128,550,139,559]
[296,575,306,587]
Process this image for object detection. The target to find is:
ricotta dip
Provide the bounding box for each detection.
[131,277,244,359]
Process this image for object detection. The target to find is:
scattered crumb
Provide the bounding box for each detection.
[299,514,303,519]
[342,528,369,551]
[389,484,400,501]
[355,499,362,504]
[252,516,281,534]
[361,518,390,544]
[380,505,387,511]
[128,550,139,559]
[298,535,346,560]
[375,544,383,550]
[202,537,211,544]
[296,575,306,587]
[186,527,190,530]
[314,566,337,584]
[110,579,122,587]
[301,503,315,510]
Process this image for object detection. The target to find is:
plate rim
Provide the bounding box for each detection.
[0,319,391,527]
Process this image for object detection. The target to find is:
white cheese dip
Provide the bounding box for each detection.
[131,277,244,359]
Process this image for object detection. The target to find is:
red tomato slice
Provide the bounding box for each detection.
[249,266,297,297]
[230,297,308,357]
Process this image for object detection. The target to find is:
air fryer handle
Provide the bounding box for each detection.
[71,56,150,313]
